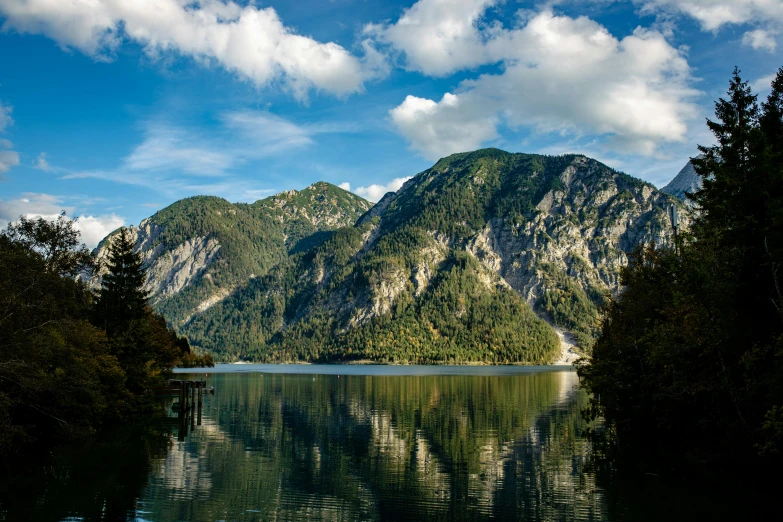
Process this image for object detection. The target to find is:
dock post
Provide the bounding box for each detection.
[177,381,186,441]
[190,387,196,432]
[190,381,196,410]
[197,382,203,426]
[178,381,185,412]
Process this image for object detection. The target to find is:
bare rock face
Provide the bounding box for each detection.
[662,158,702,204]
[93,219,221,304]
[261,182,373,231]
[341,151,685,352]
[92,183,372,325]
[385,154,681,310]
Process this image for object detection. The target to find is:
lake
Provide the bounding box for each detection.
[0,365,771,521]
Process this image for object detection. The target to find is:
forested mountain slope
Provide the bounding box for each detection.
[94,183,371,325]
[180,149,682,363]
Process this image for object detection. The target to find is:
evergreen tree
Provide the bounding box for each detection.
[95,227,149,332]
[579,67,783,469]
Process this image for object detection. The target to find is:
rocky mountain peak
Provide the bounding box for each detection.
[662,157,703,203]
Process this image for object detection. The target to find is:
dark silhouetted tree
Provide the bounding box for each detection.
[94,227,148,331]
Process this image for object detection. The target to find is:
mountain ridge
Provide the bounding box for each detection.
[94,182,372,325]
[95,149,684,364]
[174,149,683,363]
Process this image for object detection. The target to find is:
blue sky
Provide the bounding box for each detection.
[0,0,780,246]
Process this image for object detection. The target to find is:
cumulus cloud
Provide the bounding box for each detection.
[0,0,371,100]
[365,0,500,76]
[0,192,124,248]
[637,0,783,31]
[355,176,412,202]
[390,93,498,159]
[337,182,351,191]
[742,28,777,51]
[73,214,125,248]
[387,9,698,159]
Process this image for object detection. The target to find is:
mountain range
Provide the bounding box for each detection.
[95,149,686,364]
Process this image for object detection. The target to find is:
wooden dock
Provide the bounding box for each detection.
[167,379,208,440]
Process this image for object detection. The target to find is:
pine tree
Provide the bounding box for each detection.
[580,67,783,469]
[94,227,149,332]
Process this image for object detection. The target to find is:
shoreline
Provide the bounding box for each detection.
[173,362,576,376]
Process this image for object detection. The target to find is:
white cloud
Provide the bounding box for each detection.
[0,193,67,225]
[365,0,500,76]
[0,103,20,177]
[64,110,353,186]
[73,214,125,248]
[122,123,236,176]
[338,182,351,190]
[222,111,315,155]
[0,192,124,248]
[0,0,371,100]
[0,103,12,132]
[0,150,20,176]
[390,93,498,160]
[752,73,777,92]
[34,152,51,171]
[637,1,783,31]
[355,176,412,202]
[742,28,777,51]
[388,9,698,159]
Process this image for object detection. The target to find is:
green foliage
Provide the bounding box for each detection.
[0,217,210,457]
[4,211,93,277]
[536,262,605,352]
[382,150,590,237]
[180,149,665,364]
[0,223,126,453]
[94,227,149,330]
[579,67,783,469]
[185,217,559,364]
[116,184,370,325]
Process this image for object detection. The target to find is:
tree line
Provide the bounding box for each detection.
[579,67,783,469]
[0,215,212,457]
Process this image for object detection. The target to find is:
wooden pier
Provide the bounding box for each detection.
[167,379,208,440]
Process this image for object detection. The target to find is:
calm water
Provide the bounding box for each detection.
[0,366,769,521]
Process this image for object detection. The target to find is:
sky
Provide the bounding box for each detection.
[0,0,780,247]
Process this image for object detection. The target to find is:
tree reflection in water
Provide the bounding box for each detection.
[137,371,604,521]
[2,370,774,521]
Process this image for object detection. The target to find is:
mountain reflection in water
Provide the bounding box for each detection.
[1,368,769,521]
[144,370,600,521]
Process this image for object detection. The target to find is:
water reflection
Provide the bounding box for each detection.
[2,369,777,521]
[135,370,603,521]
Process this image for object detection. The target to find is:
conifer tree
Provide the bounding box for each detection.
[580,66,783,469]
[95,227,148,332]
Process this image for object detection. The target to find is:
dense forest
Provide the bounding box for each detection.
[182,150,676,363]
[185,218,560,364]
[579,67,783,469]
[94,183,371,327]
[0,216,212,457]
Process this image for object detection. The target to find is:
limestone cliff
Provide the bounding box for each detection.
[94,184,371,325]
[181,149,684,363]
